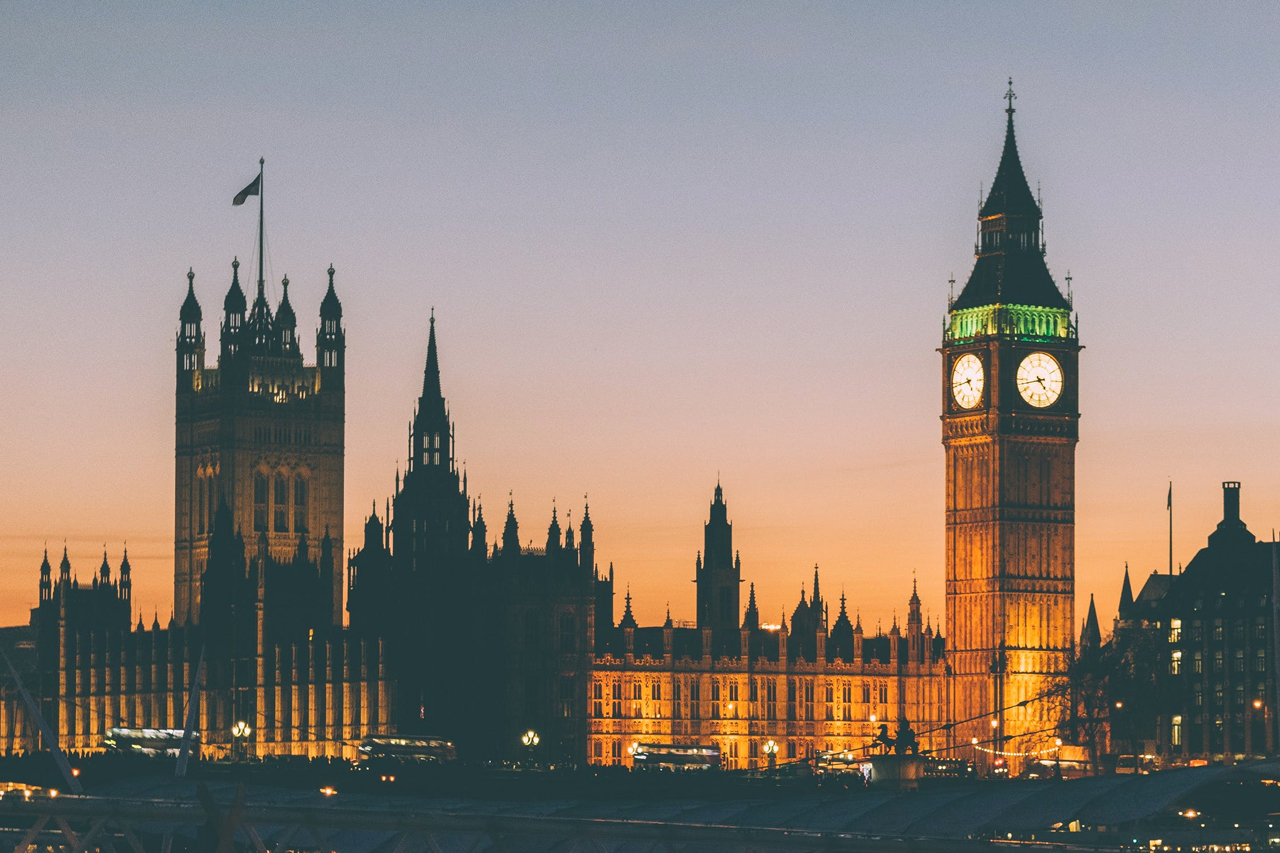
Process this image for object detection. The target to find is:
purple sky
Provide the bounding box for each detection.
[2,3,1278,631]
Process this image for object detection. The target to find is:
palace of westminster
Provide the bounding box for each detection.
[2,93,1274,770]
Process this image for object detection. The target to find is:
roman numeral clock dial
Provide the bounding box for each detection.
[950,353,984,409]
[1016,351,1064,407]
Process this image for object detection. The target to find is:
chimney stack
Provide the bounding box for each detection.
[1223,481,1241,524]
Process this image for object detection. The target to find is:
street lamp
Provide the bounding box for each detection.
[521,729,539,767]
[231,720,251,761]
[763,738,779,771]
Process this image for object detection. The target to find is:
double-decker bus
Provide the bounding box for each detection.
[630,743,720,771]
[103,727,196,757]
[356,735,457,765]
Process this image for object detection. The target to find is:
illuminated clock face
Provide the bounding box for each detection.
[1016,352,1064,407]
[950,354,984,409]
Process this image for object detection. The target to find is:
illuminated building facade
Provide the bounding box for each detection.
[20,265,388,759]
[585,488,950,768]
[941,87,1079,759]
[175,261,346,626]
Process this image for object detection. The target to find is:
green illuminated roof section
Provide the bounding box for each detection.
[945,303,1075,343]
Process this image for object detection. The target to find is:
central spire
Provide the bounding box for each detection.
[422,310,443,402]
[951,82,1069,312]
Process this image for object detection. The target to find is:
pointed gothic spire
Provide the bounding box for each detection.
[546,501,562,552]
[180,268,202,324]
[742,582,760,630]
[951,81,1068,312]
[1118,562,1135,618]
[979,79,1041,220]
[320,264,342,319]
[223,257,247,315]
[1081,593,1102,652]
[502,496,520,556]
[620,585,638,629]
[275,274,297,350]
[663,603,673,629]
[422,310,442,401]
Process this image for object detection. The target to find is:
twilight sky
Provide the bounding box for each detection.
[2,3,1279,632]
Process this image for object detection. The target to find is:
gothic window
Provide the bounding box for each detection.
[592,740,603,759]
[861,681,871,704]
[197,477,206,535]
[1171,715,1183,747]
[765,680,776,720]
[1168,619,1182,643]
[1191,620,1202,641]
[274,472,288,532]
[1193,651,1203,674]
[1170,650,1181,675]
[1213,651,1223,673]
[804,680,815,721]
[1256,620,1267,640]
[690,679,701,720]
[254,473,268,532]
[711,679,721,719]
[559,614,576,651]
[878,682,888,704]
[728,681,738,702]
[434,433,440,449]
[786,680,797,721]
[207,477,216,532]
[433,452,440,465]
[651,682,661,701]
[1234,650,1245,673]
[1213,620,1223,640]
[632,681,642,701]
[611,681,621,719]
[1257,650,1267,672]
[559,677,574,718]
[592,681,603,718]
[294,475,308,534]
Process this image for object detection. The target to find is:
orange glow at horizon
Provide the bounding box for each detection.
[3,5,1280,640]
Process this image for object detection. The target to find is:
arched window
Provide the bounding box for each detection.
[294,474,308,534]
[197,476,206,535]
[206,477,216,533]
[253,473,268,532]
[274,472,289,532]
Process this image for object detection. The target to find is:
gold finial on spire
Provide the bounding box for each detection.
[1005,77,1016,115]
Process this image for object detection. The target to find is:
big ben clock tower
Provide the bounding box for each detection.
[943,83,1079,759]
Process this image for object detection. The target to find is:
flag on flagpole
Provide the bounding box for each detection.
[233,175,261,206]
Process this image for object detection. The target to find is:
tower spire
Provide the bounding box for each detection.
[422,311,443,401]
[951,81,1067,312]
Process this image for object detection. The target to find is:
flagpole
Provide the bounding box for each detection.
[1168,481,1173,576]
[257,157,264,290]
